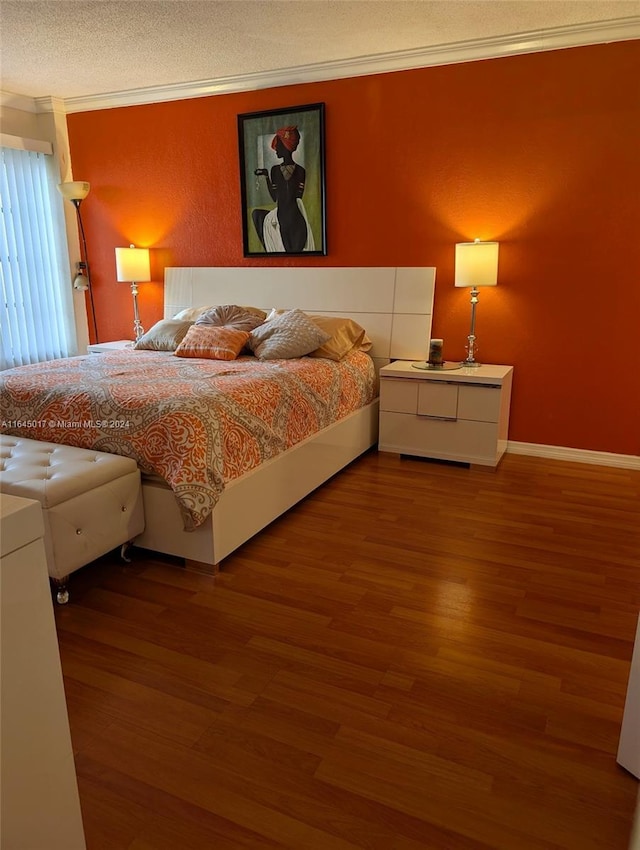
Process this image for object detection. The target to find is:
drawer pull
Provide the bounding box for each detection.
[424,380,500,388]
[417,414,457,421]
[462,383,500,389]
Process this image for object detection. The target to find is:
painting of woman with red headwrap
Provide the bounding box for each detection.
[238,103,326,256]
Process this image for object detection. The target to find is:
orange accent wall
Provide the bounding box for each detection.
[67,41,640,456]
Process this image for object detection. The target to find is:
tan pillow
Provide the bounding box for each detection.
[248,309,331,360]
[307,315,372,360]
[133,319,193,351]
[174,325,249,360]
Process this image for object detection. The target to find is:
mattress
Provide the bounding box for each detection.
[0,350,377,529]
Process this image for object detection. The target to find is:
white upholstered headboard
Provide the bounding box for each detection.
[163,266,435,366]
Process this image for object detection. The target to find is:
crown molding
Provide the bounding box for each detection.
[32,96,67,115]
[1,90,38,113]
[1,92,68,115]
[30,16,640,115]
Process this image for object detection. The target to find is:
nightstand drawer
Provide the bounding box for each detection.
[382,378,501,423]
[379,412,499,465]
[380,377,459,419]
[380,378,418,414]
[457,384,502,423]
[417,382,458,419]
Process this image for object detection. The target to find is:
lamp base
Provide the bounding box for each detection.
[461,359,482,367]
[131,283,145,341]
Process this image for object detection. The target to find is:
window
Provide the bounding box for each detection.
[0,144,76,370]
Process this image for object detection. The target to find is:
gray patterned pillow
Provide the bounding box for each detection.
[249,309,331,360]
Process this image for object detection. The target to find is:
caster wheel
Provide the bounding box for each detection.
[56,589,69,605]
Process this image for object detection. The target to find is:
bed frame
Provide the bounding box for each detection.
[134,266,435,567]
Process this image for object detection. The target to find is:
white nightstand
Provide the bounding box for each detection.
[87,340,134,354]
[378,361,513,467]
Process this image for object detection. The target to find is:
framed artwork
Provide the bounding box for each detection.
[238,102,326,257]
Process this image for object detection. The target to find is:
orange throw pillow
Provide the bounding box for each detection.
[174,325,249,360]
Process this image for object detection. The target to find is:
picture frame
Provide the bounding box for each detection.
[238,102,326,257]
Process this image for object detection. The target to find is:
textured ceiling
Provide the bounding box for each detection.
[2,0,640,100]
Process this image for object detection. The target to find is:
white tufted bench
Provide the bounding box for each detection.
[0,435,145,603]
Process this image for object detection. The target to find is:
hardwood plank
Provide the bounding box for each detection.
[79,720,365,850]
[54,451,639,849]
[76,752,284,850]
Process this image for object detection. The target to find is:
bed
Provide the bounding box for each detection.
[1,266,435,567]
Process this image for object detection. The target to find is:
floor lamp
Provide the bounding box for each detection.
[57,181,99,342]
[454,239,499,366]
[115,245,151,341]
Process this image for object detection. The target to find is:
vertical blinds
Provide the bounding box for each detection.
[0,146,75,370]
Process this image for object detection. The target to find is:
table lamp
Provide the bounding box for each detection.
[454,239,499,366]
[115,245,150,341]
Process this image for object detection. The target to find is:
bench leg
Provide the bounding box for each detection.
[50,577,70,605]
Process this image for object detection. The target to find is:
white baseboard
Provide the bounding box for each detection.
[507,441,640,470]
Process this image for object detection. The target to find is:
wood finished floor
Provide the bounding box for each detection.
[55,450,640,850]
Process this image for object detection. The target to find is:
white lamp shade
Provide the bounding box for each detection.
[454,241,499,288]
[57,181,90,202]
[115,246,150,282]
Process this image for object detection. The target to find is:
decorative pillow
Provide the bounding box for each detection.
[195,304,266,332]
[172,305,216,321]
[307,315,373,361]
[249,309,331,360]
[265,307,286,321]
[173,305,266,322]
[174,325,249,360]
[133,319,194,351]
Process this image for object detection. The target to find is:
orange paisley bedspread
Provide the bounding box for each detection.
[0,350,377,529]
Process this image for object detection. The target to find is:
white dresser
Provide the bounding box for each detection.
[1,494,86,850]
[378,362,513,467]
